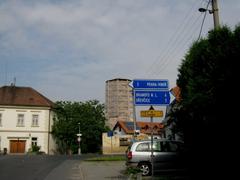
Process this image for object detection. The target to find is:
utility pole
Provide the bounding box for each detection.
[212,0,220,29]
[199,0,220,29]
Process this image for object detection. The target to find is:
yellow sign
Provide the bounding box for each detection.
[140,110,163,117]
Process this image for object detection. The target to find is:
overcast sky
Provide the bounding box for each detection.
[0,0,239,103]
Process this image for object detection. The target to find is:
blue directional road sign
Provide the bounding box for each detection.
[134,90,170,105]
[132,79,169,89]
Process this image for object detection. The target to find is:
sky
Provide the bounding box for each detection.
[0,0,239,103]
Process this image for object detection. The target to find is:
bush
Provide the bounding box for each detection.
[125,167,141,175]
[31,145,41,152]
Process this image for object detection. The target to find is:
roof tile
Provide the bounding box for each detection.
[114,120,164,135]
[0,86,54,107]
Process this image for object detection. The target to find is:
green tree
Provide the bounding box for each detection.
[175,25,239,178]
[52,100,110,154]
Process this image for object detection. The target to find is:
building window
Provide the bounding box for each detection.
[17,114,24,127]
[32,115,39,127]
[119,138,130,146]
[31,137,38,146]
[0,113,2,126]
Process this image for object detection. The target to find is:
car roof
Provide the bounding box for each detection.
[132,139,184,144]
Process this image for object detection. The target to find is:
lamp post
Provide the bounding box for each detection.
[77,122,82,155]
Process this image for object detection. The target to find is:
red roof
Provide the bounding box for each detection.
[0,86,54,107]
[137,121,164,134]
[113,120,164,135]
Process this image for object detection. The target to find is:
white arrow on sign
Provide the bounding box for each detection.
[170,90,176,104]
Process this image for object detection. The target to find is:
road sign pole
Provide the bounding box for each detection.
[131,79,172,176]
[132,89,137,140]
[149,105,154,177]
[151,115,154,177]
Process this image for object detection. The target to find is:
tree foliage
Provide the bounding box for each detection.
[175,25,239,177]
[177,25,238,140]
[52,100,110,154]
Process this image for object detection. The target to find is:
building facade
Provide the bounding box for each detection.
[105,78,133,129]
[0,86,57,154]
[102,120,164,154]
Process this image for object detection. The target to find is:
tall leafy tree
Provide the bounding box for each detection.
[176,25,239,178]
[52,100,109,154]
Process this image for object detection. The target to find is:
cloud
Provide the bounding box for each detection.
[0,0,239,102]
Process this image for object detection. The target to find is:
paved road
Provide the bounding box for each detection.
[45,160,127,180]
[0,155,75,180]
[0,154,189,180]
[0,155,127,180]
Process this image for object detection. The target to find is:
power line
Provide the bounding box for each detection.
[148,5,206,76]
[145,0,207,77]
[152,13,203,76]
[154,18,205,76]
[197,0,211,41]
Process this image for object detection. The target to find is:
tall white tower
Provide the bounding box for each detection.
[105,78,133,129]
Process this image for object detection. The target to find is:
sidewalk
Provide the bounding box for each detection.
[78,161,187,180]
[80,161,127,180]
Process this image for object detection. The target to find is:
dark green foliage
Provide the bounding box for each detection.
[125,166,142,175]
[52,100,110,154]
[177,25,239,138]
[176,25,239,178]
[31,145,40,152]
[85,155,126,161]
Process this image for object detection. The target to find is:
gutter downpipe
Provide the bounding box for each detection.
[47,108,51,155]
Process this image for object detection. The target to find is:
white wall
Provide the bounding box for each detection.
[0,106,56,154]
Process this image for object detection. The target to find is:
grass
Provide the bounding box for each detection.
[125,167,141,174]
[84,155,126,161]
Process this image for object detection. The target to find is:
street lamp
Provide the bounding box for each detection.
[198,8,212,13]
[198,0,220,29]
[77,122,82,155]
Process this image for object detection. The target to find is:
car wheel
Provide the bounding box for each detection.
[138,162,152,176]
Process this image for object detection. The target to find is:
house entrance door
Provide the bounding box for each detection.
[10,140,26,153]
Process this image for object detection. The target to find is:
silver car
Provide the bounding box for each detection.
[126,139,187,176]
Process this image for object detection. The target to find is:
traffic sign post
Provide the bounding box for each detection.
[134,90,170,105]
[140,110,163,117]
[147,105,155,177]
[131,79,171,178]
[132,79,169,89]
